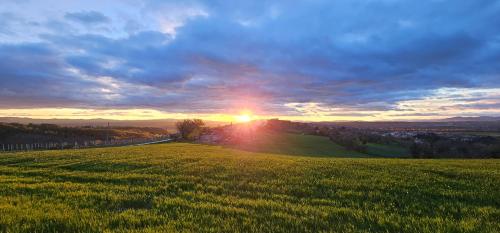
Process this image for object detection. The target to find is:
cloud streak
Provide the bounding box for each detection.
[65,11,110,25]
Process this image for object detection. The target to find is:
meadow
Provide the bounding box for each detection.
[0,143,499,232]
[228,131,410,158]
[227,132,368,157]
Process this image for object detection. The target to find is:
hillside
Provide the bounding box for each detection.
[227,131,368,157]
[0,117,224,131]
[223,131,409,158]
[0,144,499,232]
[365,143,411,158]
[0,122,169,144]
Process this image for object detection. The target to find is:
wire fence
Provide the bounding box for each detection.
[0,136,172,152]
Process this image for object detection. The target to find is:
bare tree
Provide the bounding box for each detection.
[176,119,205,140]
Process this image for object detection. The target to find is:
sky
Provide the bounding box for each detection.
[0,0,500,122]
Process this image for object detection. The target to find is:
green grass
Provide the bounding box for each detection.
[366,143,411,158]
[229,131,368,157]
[0,143,499,232]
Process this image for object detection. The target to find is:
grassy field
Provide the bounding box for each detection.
[365,143,411,158]
[0,144,499,232]
[229,131,368,157]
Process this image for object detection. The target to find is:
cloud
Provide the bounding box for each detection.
[0,0,499,119]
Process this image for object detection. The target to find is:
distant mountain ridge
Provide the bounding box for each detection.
[441,116,500,122]
[1,116,500,129]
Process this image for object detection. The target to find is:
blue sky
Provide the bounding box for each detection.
[0,0,499,121]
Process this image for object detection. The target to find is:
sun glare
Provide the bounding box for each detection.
[236,114,252,122]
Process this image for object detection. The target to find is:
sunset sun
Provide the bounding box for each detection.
[236,114,252,122]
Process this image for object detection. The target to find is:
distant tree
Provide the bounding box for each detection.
[329,130,367,153]
[424,133,440,154]
[176,119,205,140]
[486,144,500,158]
[410,142,420,157]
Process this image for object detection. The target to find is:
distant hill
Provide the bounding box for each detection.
[314,119,500,131]
[0,117,225,131]
[442,116,500,122]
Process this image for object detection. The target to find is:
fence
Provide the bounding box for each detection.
[1,136,172,152]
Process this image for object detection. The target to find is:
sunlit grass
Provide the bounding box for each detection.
[0,143,498,232]
[228,131,368,157]
[365,143,411,157]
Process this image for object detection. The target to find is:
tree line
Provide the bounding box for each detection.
[0,123,168,144]
[409,133,500,158]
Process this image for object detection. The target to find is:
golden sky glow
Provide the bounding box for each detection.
[1,88,499,122]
